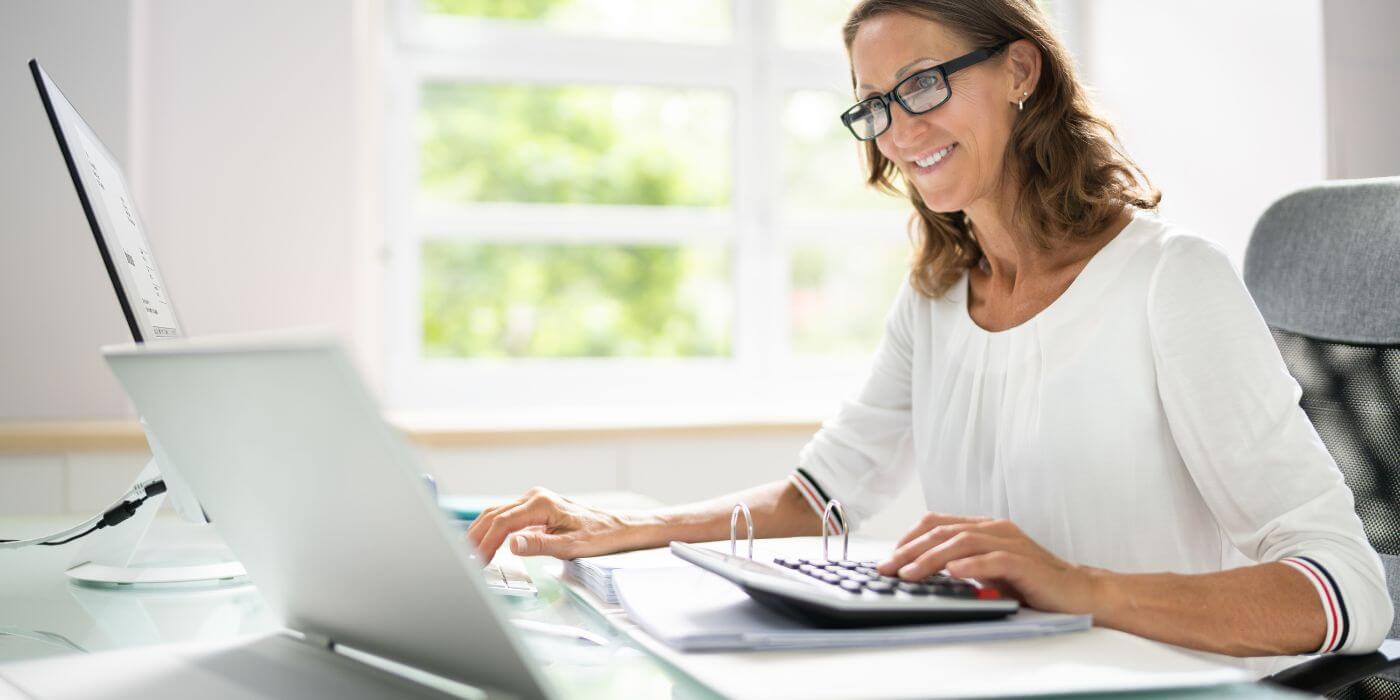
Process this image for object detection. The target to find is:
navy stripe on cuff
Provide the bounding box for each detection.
[795,467,845,531]
[1299,556,1350,651]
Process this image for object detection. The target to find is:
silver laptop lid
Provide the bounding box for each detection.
[103,334,552,700]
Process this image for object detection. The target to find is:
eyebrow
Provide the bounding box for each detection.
[856,56,942,93]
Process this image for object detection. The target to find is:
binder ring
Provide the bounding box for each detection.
[730,502,754,559]
[821,500,848,562]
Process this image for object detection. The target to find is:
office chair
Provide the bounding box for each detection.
[1244,177,1400,699]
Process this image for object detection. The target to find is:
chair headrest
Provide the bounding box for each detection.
[1244,176,1400,345]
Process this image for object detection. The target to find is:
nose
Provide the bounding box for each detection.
[882,102,930,150]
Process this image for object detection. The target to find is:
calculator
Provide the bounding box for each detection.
[669,541,1019,628]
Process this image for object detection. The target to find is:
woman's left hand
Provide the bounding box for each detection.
[876,513,1109,615]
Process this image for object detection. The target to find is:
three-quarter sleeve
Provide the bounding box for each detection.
[794,281,918,534]
[1148,234,1393,653]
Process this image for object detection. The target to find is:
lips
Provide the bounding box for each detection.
[911,143,957,171]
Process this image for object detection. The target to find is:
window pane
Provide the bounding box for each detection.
[420,83,731,207]
[783,91,905,211]
[422,0,730,44]
[777,0,855,50]
[790,238,908,356]
[422,242,731,358]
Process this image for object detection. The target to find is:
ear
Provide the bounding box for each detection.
[1004,39,1041,103]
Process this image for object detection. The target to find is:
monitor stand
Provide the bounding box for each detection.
[64,456,248,587]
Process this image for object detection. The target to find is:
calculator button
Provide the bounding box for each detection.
[820,573,842,584]
[855,567,879,577]
[866,580,895,594]
[897,582,930,595]
[839,579,864,592]
[844,573,871,583]
[837,560,858,568]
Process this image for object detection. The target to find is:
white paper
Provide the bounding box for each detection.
[614,566,1090,652]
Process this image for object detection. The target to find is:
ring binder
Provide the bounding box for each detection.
[729,503,754,559]
[822,499,848,562]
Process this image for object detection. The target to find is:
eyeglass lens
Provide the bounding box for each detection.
[846,68,950,140]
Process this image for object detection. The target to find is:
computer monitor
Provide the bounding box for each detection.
[30,59,241,585]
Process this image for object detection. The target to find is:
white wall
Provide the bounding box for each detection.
[1323,0,1400,179]
[1077,0,1327,263]
[0,0,382,420]
[0,1,140,419]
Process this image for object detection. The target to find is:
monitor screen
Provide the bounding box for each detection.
[30,59,181,343]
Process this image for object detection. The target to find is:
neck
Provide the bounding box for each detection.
[962,194,1121,288]
[962,193,1043,283]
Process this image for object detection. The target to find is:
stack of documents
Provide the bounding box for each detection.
[563,546,691,604]
[613,566,1090,652]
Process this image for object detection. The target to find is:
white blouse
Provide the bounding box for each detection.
[793,209,1391,669]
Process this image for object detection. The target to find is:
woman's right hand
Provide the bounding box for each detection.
[465,487,640,563]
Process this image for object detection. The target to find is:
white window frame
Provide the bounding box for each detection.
[385,0,909,416]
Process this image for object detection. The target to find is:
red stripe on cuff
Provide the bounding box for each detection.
[790,472,842,536]
[1282,557,1341,652]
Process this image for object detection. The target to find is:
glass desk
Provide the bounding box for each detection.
[0,515,1311,699]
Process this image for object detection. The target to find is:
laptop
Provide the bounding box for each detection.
[93,333,555,699]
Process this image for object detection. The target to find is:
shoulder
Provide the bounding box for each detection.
[1127,212,1241,307]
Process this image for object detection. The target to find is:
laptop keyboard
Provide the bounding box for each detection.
[483,559,537,597]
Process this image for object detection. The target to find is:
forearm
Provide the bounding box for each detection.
[621,478,823,551]
[1093,562,1326,656]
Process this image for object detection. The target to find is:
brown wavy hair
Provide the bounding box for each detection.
[844,0,1160,297]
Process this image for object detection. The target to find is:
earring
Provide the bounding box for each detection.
[1017,91,1028,111]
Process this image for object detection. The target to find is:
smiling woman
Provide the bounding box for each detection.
[462,0,1392,673]
[843,0,1159,298]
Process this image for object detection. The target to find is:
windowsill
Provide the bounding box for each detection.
[0,403,830,453]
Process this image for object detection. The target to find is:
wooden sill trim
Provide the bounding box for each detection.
[0,419,822,453]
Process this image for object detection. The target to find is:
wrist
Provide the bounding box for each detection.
[614,509,670,551]
[1085,567,1130,626]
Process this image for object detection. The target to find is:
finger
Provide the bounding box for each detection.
[475,501,557,563]
[944,551,1032,595]
[895,513,990,548]
[880,522,981,575]
[509,530,574,558]
[897,531,1016,580]
[466,500,519,544]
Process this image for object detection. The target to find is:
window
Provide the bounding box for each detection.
[389,0,909,413]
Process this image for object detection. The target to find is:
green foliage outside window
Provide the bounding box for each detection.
[422,242,731,358]
[419,83,730,207]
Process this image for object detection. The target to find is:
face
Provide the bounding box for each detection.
[849,13,1018,213]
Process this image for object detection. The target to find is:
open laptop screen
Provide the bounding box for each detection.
[30,59,181,342]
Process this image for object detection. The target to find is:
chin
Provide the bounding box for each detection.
[911,185,966,214]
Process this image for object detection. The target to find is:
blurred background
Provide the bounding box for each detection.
[1,0,1397,536]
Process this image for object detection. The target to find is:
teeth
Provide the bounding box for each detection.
[914,144,955,168]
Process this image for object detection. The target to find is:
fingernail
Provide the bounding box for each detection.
[512,534,527,554]
[899,565,916,578]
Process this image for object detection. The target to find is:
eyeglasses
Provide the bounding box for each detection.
[840,43,1009,141]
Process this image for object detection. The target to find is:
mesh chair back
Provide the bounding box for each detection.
[1243,177,1400,645]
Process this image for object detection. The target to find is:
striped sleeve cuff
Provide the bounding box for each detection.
[790,468,846,536]
[1280,556,1351,653]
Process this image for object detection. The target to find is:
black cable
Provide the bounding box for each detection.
[1,479,167,548]
[38,525,100,546]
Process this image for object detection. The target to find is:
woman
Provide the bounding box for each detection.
[468,0,1390,669]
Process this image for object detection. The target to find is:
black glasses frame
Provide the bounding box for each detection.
[841,42,1010,141]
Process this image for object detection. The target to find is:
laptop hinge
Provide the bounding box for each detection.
[287,629,336,652]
